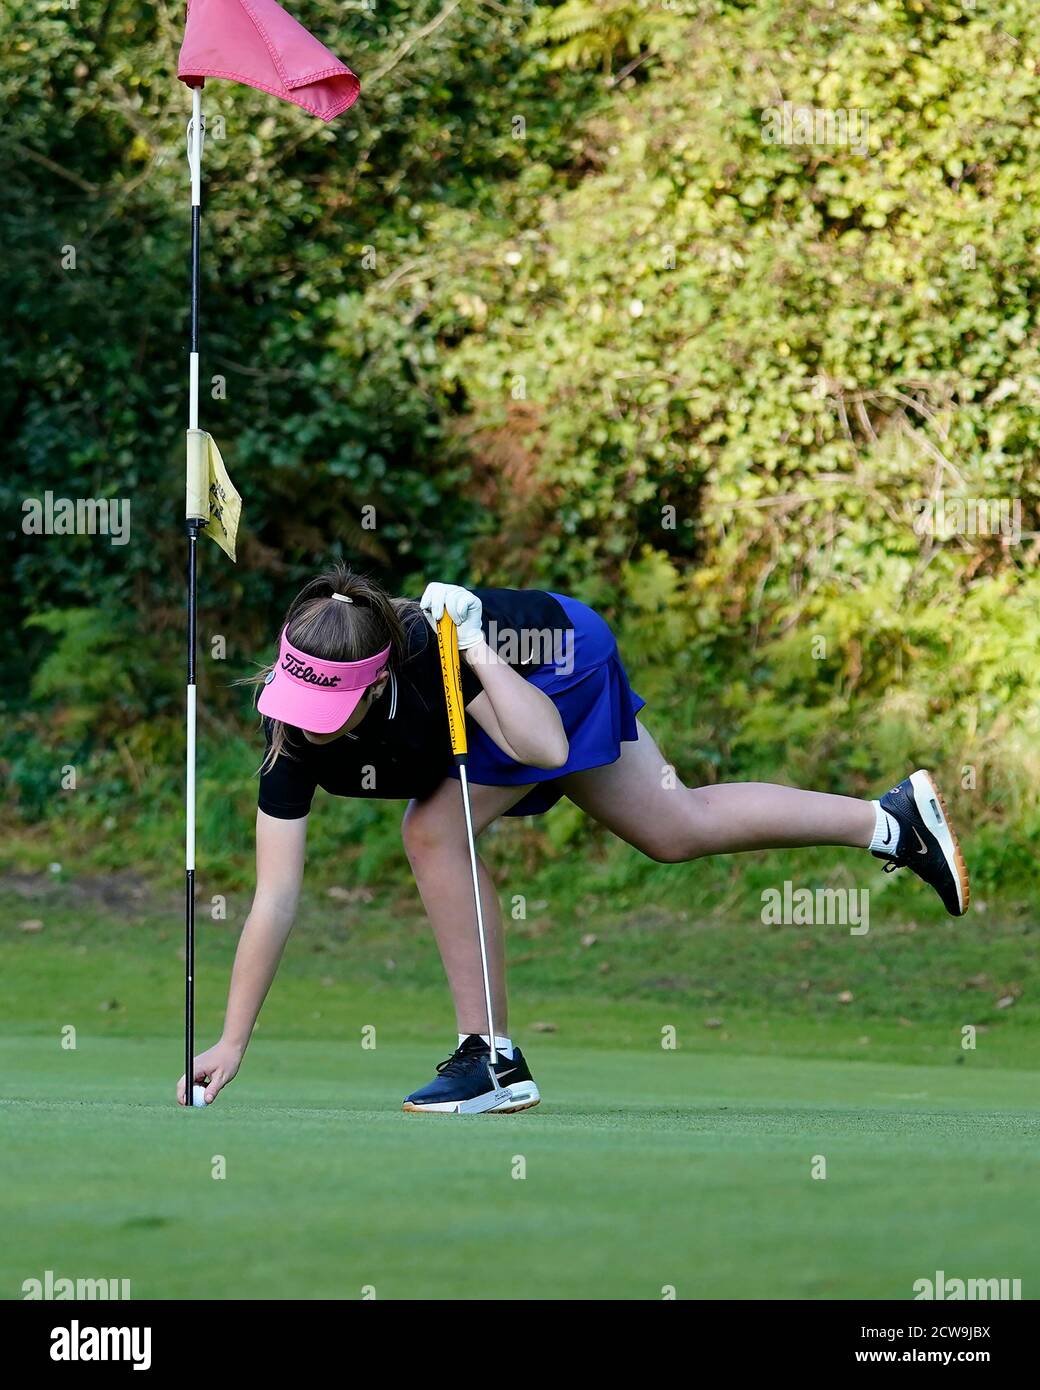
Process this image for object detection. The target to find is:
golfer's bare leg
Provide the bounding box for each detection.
[402,779,533,1036]
[560,720,875,860]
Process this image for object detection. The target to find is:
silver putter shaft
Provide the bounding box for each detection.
[436,612,512,1114]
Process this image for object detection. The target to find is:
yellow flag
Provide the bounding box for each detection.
[185,429,242,561]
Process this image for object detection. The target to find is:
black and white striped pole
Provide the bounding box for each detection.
[184,81,206,1108]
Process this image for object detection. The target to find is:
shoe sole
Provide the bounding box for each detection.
[403,1085,541,1116]
[911,769,971,916]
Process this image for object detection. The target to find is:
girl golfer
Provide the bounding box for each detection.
[177,565,970,1114]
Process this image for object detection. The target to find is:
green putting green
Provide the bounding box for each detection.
[3,1032,1039,1300]
[5,878,1039,1299]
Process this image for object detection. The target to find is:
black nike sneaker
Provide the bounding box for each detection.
[872,769,970,916]
[402,1035,541,1115]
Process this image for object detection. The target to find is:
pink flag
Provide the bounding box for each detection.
[178,0,360,121]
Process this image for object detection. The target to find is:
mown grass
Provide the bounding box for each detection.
[3,1033,1039,1300]
[3,860,1037,1069]
[4,862,1037,1300]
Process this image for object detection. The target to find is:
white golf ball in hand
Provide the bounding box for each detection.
[192,1085,208,1108]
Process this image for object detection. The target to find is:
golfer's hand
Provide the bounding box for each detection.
[176,1040,243,1106]
[420,582,484,650]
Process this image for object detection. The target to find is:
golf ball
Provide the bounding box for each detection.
[192,1085,208,1108]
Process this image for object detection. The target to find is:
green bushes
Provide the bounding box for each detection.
[403,0,1040,866]
[4,1,1039,896]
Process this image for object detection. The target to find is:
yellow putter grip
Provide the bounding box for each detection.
[436,612,468,762]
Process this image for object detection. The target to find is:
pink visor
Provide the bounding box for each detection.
[257,627,392,733]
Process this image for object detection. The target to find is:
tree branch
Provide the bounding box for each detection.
[365,0,466,87]
[12,144,99,194]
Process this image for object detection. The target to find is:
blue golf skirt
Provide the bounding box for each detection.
[457,593,645,816]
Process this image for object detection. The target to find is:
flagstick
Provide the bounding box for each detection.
[185,83,205,1107]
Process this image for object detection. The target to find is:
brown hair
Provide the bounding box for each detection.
[245,564,423,774]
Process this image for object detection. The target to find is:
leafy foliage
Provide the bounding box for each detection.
[529,0,689,74]
[3,0,1039,892]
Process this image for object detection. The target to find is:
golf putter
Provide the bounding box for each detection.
[436,611,513,1115]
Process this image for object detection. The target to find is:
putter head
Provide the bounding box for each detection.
[456,1063,513,1115]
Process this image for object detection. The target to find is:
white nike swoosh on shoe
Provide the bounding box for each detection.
[912,828,927,855]
[496,1067,519,1080]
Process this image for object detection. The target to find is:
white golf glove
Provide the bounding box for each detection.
[420,582,484,650]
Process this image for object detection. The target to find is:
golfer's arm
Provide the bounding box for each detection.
[464,639,569,769]
[222,810,308,1051]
